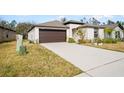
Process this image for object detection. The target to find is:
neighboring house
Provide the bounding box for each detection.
[28,20,68,43]
[0,26,16,43]
[103,24,124,39]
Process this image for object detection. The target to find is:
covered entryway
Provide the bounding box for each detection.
[39,29,66,43]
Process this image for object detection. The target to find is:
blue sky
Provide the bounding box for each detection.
[0,15,124,24]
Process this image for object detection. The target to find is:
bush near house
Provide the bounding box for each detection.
[92,38,117,44]
[78,39,85,44]
[94,38,103,44]
[68,38,76,43]
[103,38,117,44]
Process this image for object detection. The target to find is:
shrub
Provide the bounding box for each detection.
[78,39,86,44]
[94,38,103,43]
[29,40,34,44]
[68,38,76,43]
[103,38,117,44]
[84,39,91,43]
[112,39,118,43]
[19,45,27,55]
[121,38,124,42]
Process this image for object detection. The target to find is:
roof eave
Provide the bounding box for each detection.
[28,25,69,32]
[0,26,16,32]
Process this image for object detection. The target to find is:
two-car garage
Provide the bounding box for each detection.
[39,29,66,43]
[28,20,68,43]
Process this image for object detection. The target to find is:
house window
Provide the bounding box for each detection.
[6,34,8,38]
[115,31,120,39]
[72,29,75,37]
[94,28,99,38]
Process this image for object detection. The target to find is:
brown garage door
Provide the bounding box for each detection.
[39,29,66,43]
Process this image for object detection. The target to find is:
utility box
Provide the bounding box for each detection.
[16,34,23,52]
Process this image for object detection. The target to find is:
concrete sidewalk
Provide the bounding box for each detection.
[41,42,124,77]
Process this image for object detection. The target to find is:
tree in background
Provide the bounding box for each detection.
[60,17,67,23]
[16,22,33,39]
[107,20,115,25]
[80,17,87,23]
[0,20,9,28]
[91,17,100,25]
[9,20,17,30]
[0,19,17,30]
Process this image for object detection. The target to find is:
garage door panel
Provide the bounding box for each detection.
[39,29,66,43]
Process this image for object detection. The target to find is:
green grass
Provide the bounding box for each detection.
[0,41,82,77]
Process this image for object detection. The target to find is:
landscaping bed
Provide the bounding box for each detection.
[0,41,82,77]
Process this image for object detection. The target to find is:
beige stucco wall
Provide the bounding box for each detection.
[28,27,39,43]
[66,24,83,41]
[73,27,105,42]
[98,29,104,39]
[0,28,16,43]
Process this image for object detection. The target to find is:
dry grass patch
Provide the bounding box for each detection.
[0,41,82,77]
[84,42,124,52]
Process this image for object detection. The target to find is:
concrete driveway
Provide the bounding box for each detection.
[41,42,124,77]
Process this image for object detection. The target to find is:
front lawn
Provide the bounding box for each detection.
[0,41,82,77]
[84,42,124,52]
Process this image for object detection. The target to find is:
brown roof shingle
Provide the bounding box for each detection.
[102,24,118,29]
[78,24,105,29]
[0,25,15,32]
[36,20,68,28]
[78,24,118,29]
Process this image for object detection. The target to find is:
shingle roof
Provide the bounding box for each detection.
[0,25,15,32]
[64,20,85,25]
[102,24,118,29]
[36,20,68,28]
[78,24,118,29]
[78,24,105,29]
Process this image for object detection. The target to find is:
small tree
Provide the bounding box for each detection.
[76,29,85,40]
[104,27,113,38]
[16,22,33,39]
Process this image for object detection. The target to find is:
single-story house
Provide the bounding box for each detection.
[28,20,84,43]
[0,26,16,43]
[28,20,124,43]
[103,24,124,39]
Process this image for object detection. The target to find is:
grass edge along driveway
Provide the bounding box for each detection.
[84,42,124,53]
